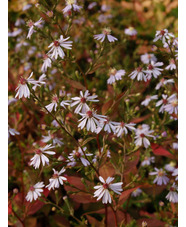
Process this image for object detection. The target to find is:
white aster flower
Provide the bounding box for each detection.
[164,94,178,115]
[26,18,44,39]
[15,18,25,27]
[145,61,164,79]
[172,142,178,150]
[114,122,136,137]
[149,168,169,185]
[172,168,178,181]
[88,2,97,10]
[42,131,64,147]
[155,78,174,90]
[32,74,46,91]
[15,37,29,52]
[156,94,168,113]
[62,0,82,14]
[141,95,158,106]
[164,162,176,172]
[78,109,106,133]
[60,100,71,109]
[95,118,118,134]
[129,67,147,82]
[134,124,154,148]
[165,59,176,71]
[8,97,17,105]
[26,182,44,202]
[67,147,92,167]
[46,168,67,190]
[131,188,142,197]
[101,4,111,12]
[98,14,112,23]
[15,72,39,99]
[140,53,157,64]
[141,156,155,167]
[8,127,20,137]
[30,144,55,169]
[166,183,178,203]
[41,54,52,73]
[45,94,59,112]
[153,29,174,44]
[124,27,137,36]
[8,28,22,37]
[107,68,125,84]
[71,90,99,114]
[48,35,73,60]
[94,176,123,204]
[94,27,118,43]
[23,3,32,11]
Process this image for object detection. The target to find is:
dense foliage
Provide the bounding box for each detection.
[8,0,178,226]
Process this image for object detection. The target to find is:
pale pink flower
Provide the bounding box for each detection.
[149,168,169,185]
[27,18,44,39]
[172,168,178,181]
[134,124,154,148]
[67,147,92,167]
[114,122,136,137]
[145,61,164,79]
[26,182,44,202]
[153,29,174,44]
[124,27,137,36]
[131,188,142,197]
[141,95,158,106]
[88,2,97,10]
[156,94,168,112]
[172,142,178,150]
[30,144,55,169]
[45,94,59,112]
[62,0,82,14]
[60,100,71,109]
[41,55,52,72]
[42,131,63,147]
[155,78,174,90]
[107,68,125,84]
[166,183,178,203]
[165,59,176,71]
[15,18,25,26]
[78,109,106,133]
[98,14,112,23]
[46,168,67,190]
[32,74,46,90]
[95,118,118,134]
[165,162,176,172]
[8,127,20,137]
[8,28,22,37]
[141,156,155,167]
[129,67,147,81]
[71,90,99,114]
[164,94,178,115]
[140,53,157,64]
[15,72,38,99]
[23,4,32,11]
[94,176,123,204]
[94,28,118,43]
[48,35,73,60]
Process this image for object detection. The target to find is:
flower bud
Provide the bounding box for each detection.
[13,188,19,194]
[52,207,56,211]
[142,221,148,227]
[46,11,53,17]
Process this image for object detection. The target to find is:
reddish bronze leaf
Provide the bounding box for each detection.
[151,143,174,159]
